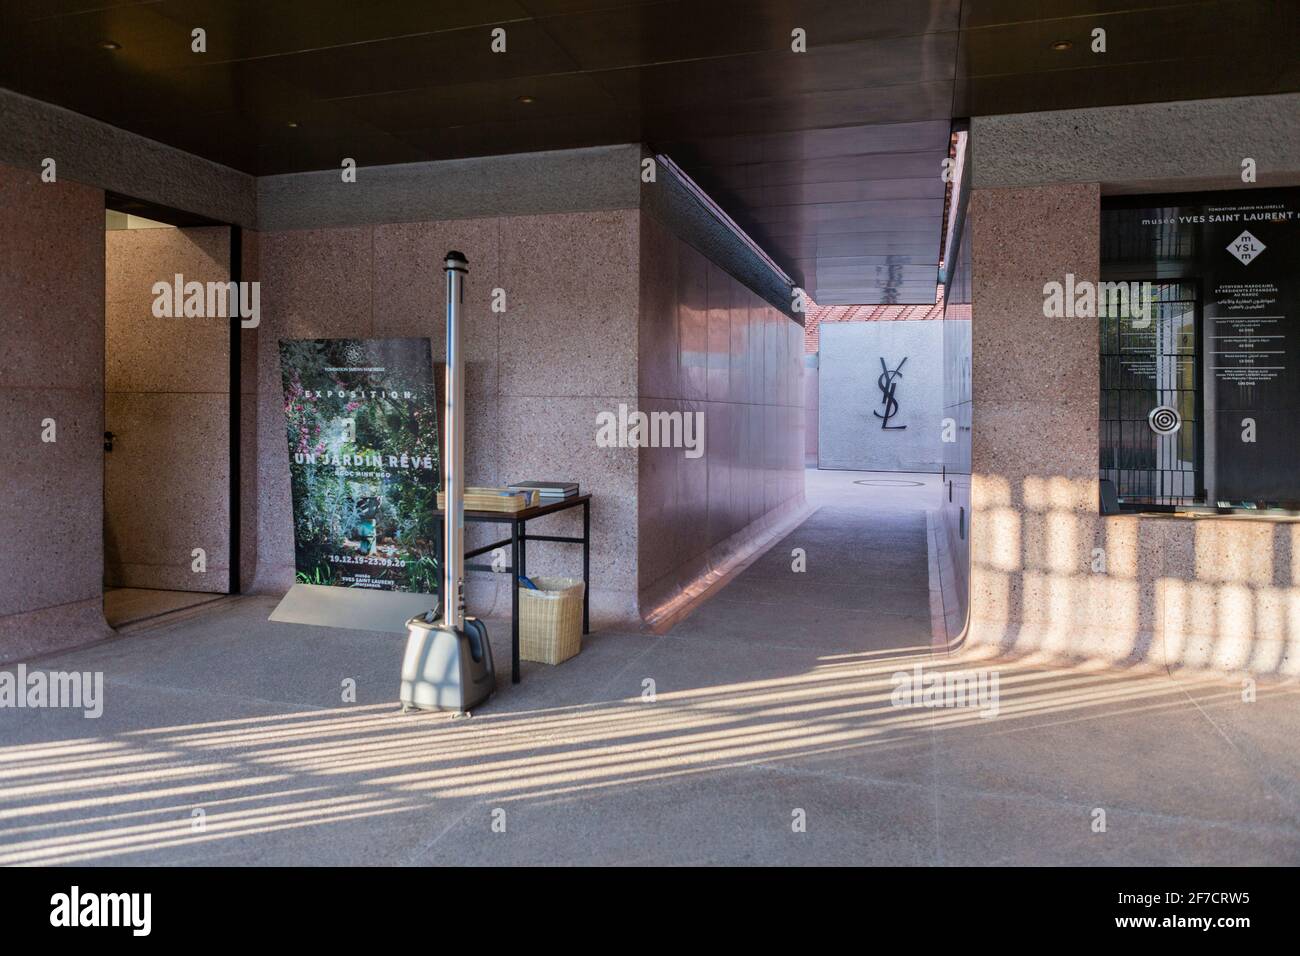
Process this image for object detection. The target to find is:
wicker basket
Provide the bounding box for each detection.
[518,577,585,665]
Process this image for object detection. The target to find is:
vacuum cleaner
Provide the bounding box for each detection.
[399,251,496,714]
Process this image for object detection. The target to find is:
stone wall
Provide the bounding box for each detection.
[0,88,255,663]
[964,93,1300,674]
[0,163,113,660]
[252,210,644,626]
[967,183,1298,674]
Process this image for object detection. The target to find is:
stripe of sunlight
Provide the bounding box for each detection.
[0,761,242,801]
[860,667,1211,732]
[1,789,389,860]
[922,669,1223,729]
[121,703,398,738]
[0,783,329,838]
[198,721,464,759]
[153,710,589,765]
[238,678,919,769]
[0,792,425,866]
[0,748,184,782]
[173,715,597,765]
[815,650,938,662]
[3,669,1208,840]
[404,724,933,803]
[5,665,1196,837]
[143,706,409,748]
[159,706,695,759]
[314,671,1235,794]
[0,707,894,848]
[212,669,917,765]
[367,712,937,799]
[0,740,128,765]
[471,667,930,730]
[505,736,935,804]
[923,681,1224,734]
[12,678,1217,854]
[241,688,915,773]
[239,707,904,779]
[922,660,1211,704]
[270,680,938,781]
[253,696,936,781]
[0,773,294,824]
[240,732,565,773]
[12,671,1206,827]
[223,659,964,768]
[902,668,1205,730]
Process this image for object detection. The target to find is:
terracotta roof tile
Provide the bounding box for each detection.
[804,286,944,353]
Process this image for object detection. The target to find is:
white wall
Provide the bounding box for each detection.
[818,320,946,472]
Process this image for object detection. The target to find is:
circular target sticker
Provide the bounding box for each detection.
[1148,405,1182,435]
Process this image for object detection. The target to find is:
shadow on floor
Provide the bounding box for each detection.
[1,615,1295,866]
[2,471,1294,865]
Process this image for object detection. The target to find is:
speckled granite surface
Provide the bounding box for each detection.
[973,93,1300,192]
[966,183,1298,675]
[0,164,109,655]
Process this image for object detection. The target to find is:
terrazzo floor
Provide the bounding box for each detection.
[2,472,1296,866]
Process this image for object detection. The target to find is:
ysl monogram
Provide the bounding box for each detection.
[874,356,907,430]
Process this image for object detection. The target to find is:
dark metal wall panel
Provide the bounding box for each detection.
[2,1,1294,304]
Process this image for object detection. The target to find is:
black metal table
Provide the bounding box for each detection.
[434,494,591,684]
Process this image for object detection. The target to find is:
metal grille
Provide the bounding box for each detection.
[1099,281,1202,506]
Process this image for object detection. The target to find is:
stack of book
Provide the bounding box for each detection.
[508,480,579,503]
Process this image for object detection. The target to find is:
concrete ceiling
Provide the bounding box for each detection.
[2,0,1295,304]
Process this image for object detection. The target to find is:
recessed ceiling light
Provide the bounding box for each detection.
[286,121,299,128]
[516,95,536,104]
[99,40,121,51]
[1050,39,1072,51]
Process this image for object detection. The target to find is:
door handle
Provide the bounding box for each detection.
[104,431,116,452]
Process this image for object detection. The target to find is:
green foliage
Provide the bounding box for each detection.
[402,555,440,594]
[295,561,335,586]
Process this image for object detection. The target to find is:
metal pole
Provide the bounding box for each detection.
[442,251,468,630]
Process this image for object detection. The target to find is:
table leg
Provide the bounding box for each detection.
[582,498,590,635]
[510,520,521,684]
[519,521,527,582]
